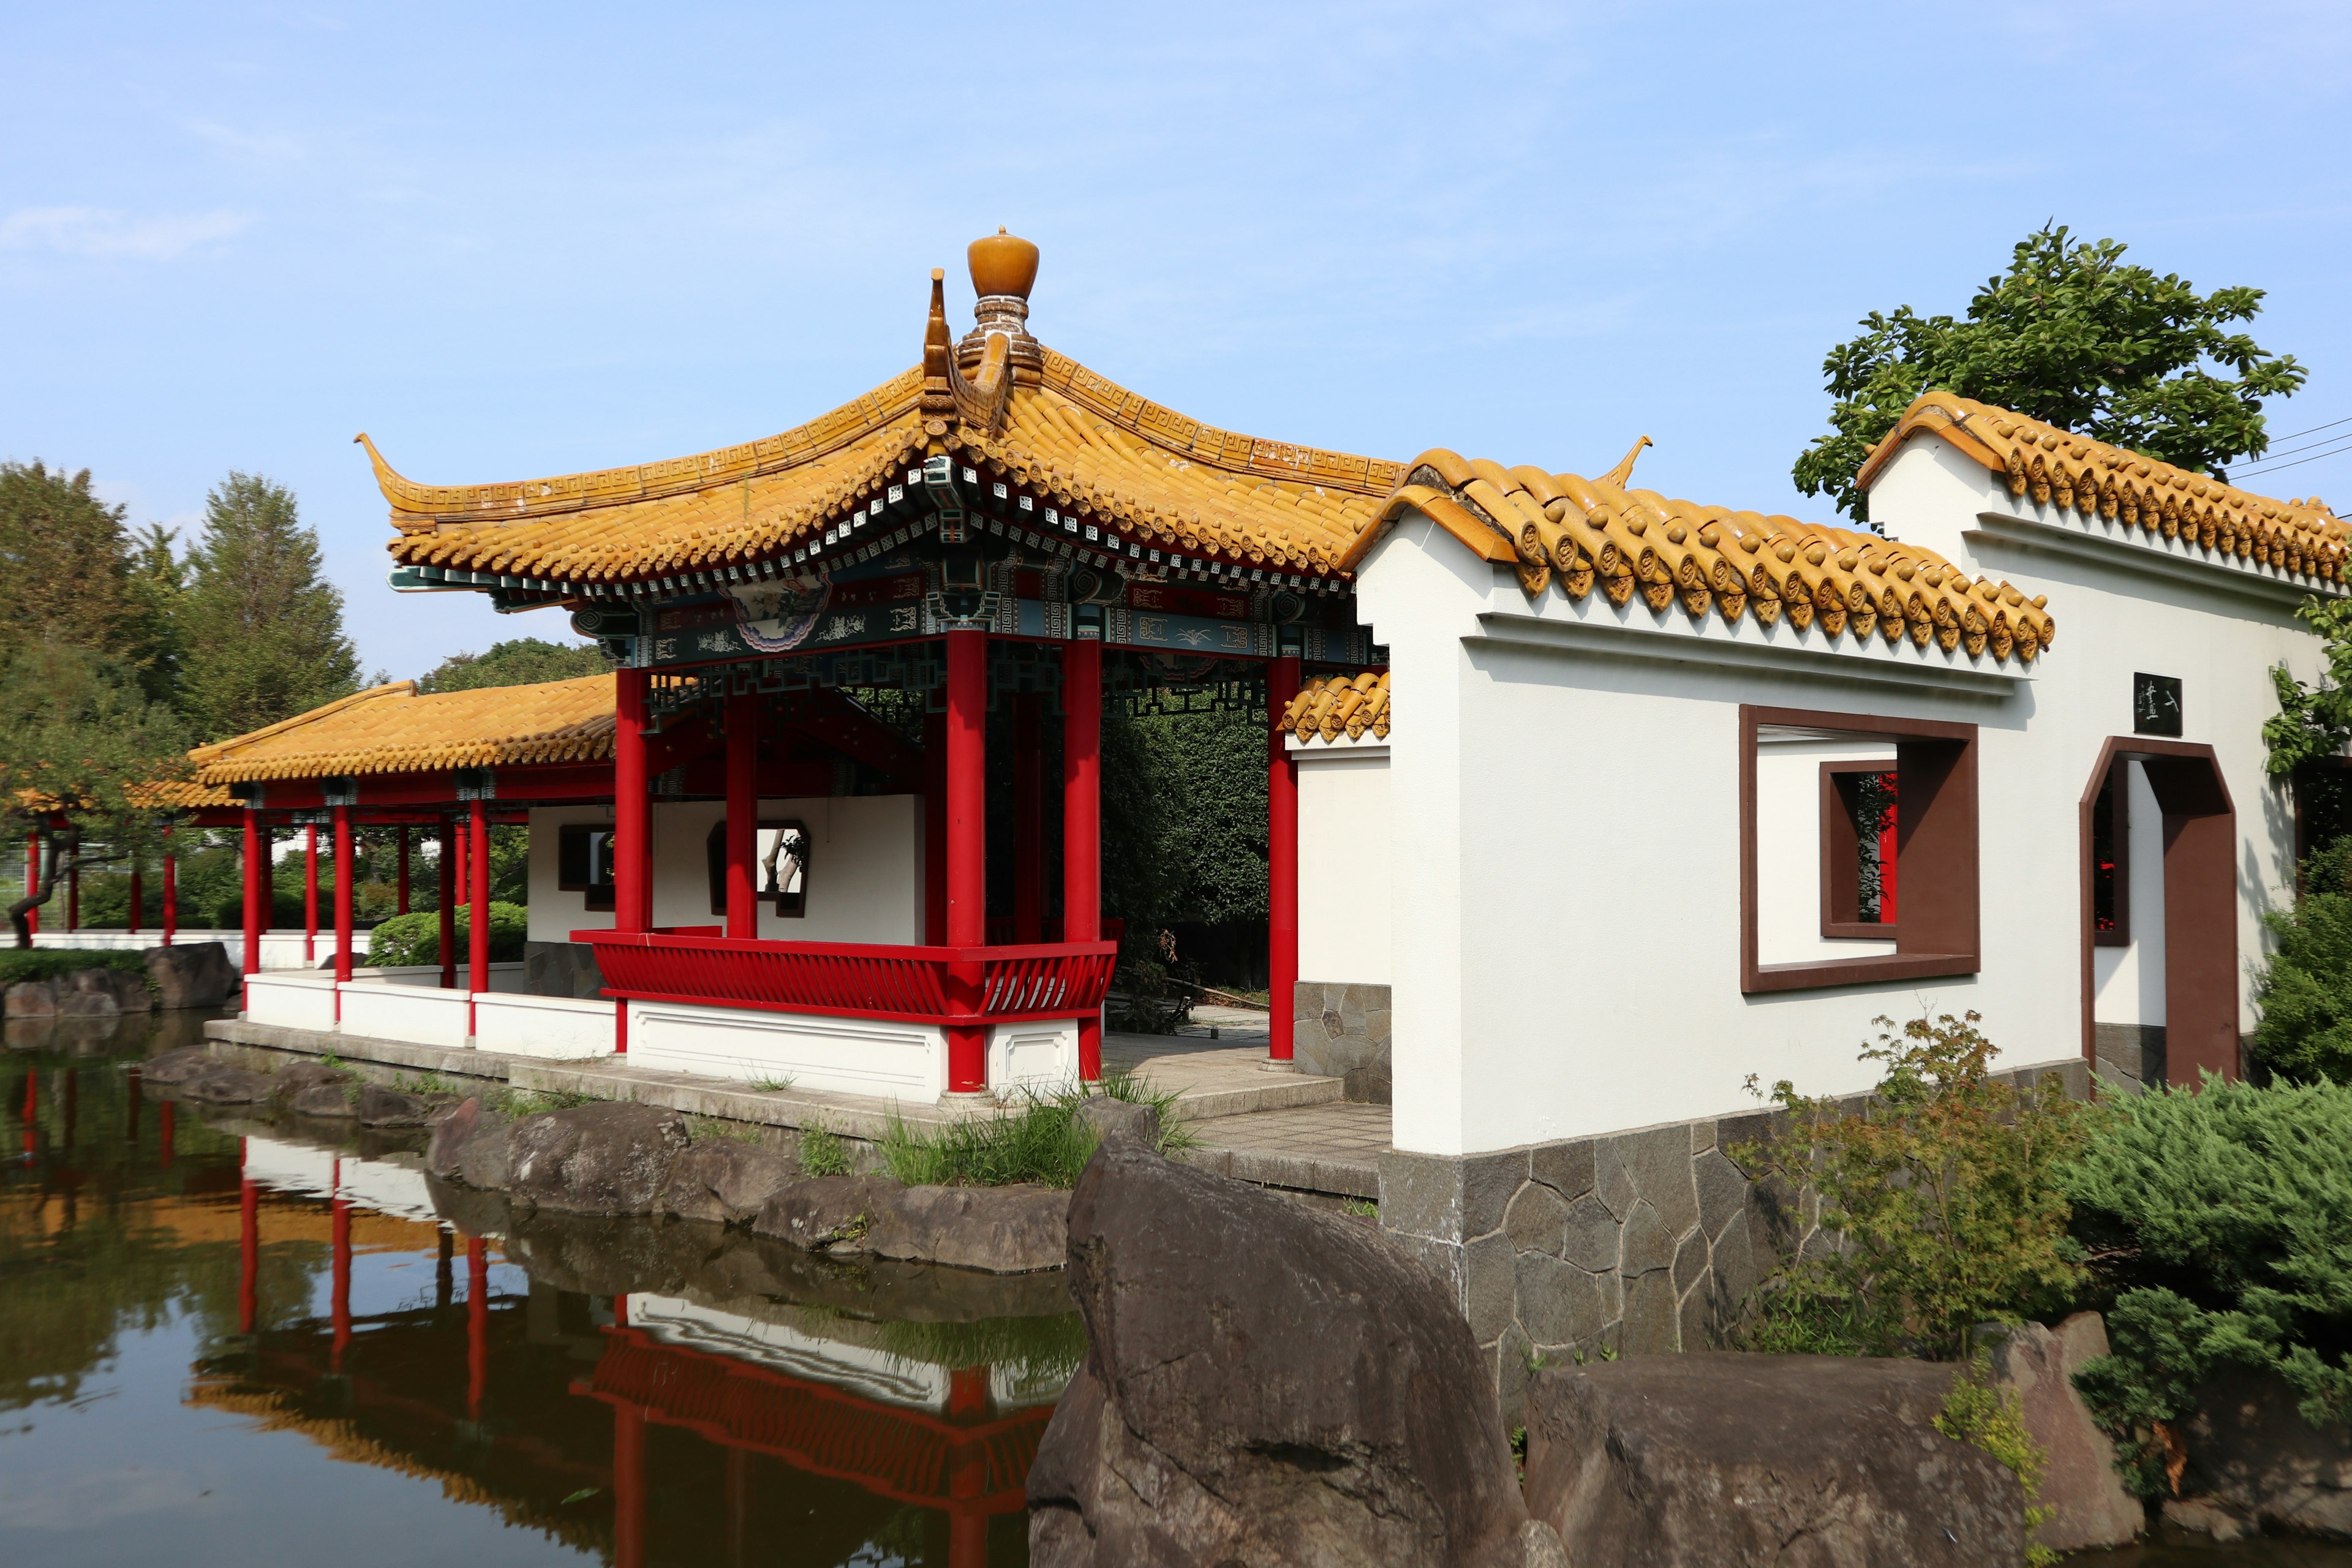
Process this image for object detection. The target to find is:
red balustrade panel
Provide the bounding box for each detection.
[574,930,1115,1025]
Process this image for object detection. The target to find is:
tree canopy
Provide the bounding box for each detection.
[1793,225,2306,523]
[418,635,610,693]
[0,461,176,698]
[177,472,359,742]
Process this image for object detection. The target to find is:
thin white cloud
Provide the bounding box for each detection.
[0,206,249,260]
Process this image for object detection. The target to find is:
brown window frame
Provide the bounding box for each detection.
[2092,761,2130,948]
[1741,704,1979,993]
[706,818,809,919]
[556,823,616,913]
[1820,761,1901,940]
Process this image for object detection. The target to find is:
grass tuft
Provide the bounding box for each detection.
[878,1071,1196,1189]
[748,1074,795,1093]
[798,1120,852,1176]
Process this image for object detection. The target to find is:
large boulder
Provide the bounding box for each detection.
[863,1183,1068,1274]
[507,1101,690,1216]
[290,1080,435,1127]
[41,968,153,1017]
[1975,1313,2143,1552]
[140,1045,218,1085]
[661,1138,799,1225]
[145,942,239,1010]
[2180,1363,2352,1539]
[175,1063,277,1104]
[426,1098,515,1190]
[752,1173,900,1250]
[1522,1354,2024,1566]
[1028,1139,1555,1568]
[1074,1095,1160,1150]
[1,981,56,1019]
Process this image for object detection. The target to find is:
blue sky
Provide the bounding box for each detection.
[6,2,2349,680]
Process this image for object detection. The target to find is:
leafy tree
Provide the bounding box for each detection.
[1793,225,2306,523]
[1732,1011,2094,1359]
[2248,837,2352,1084]
[2264,595,2352,785]
[418,635,609,693]
[1134,704,1268,930]
[0,460,176,698]
[0,645,192,946]
[2063,1076,2352,1496]
[177,473,358,741]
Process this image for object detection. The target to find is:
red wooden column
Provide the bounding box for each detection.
[725,686,759,940]
[22,836,36,938]
[333,805,355,1002]
[161,827,176,946]
[437,818,458,989]
[1013,693,1043,943]
[303,823,319,965]
[467,799,491,1022]
[241,812,266,978]
[1063,638,1104,1080]
[924,710,948,945]
[944,628,989,1095]
[616,670,652,933]
[396,826,411,915]
[1266,653,1301,1066]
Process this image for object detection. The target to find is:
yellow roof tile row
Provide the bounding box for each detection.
[1281,671,1390,743]
[1857,391,2347,583]
[1364,448,2057,663]
[188,676,618,785]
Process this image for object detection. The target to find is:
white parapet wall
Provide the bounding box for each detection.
[625,999,952,1099]
[473,991,617,1058]
[28,929,371,969]
[244,972,342,1031]
[334,979,472,1048]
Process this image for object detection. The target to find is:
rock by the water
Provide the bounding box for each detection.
[2184,1364,2352,1539]
[270,1060,351,1100]
[0,971,143,1018]
[864,1183,1067,1274]
[139,1046,217,1085]
[1028,1139,1547,1567]
[1976,1313,2143,1552]
[290,1080,361,1118]
[753,1174,899,1250]
[1074,1095,1160,1149]
[507,1101,690,1216]
[2163,1496,2254,1542]
[662,1138,798,1225]
[145,942,239,1009]
[2,980,56,1019]
[176,1064,277,1104]
[1522,1354,2023,1566]
[291,1080,433,1126]
[427,1098,515,1189]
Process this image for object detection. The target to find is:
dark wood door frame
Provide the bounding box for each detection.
[2077,738,2238,1085]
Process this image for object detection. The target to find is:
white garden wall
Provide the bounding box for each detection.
[1295,740,1393,987]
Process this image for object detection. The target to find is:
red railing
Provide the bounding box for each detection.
[573,929,1117,1025]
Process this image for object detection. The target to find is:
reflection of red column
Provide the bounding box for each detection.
[944,629,988,1094]
[612,1400,646,1568]
[304,823,318,965]
[725,687,758,940]
[158,1099,175,1170]
[946,1366,990,1568]
[1062,639,1103,1080]
[330,1188,353,1371]
[437,818,458,990]
[466,1236,488,1421]
[18,1072,34,1159]
[1266,653,1300,1064]
[61,1069,76,1150]
[126,1069,141,1142]
[241,813,265,978]
[396,826,410,916]
[614,669,652,934]
[467,799,490,1035]
[924,710,948,946]
[1013,693,1042,943]
[724,1448,750,1568]
[162,828,176,946]
[238,1144,258,1336]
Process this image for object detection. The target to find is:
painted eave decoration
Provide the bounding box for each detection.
[1858,390,2347,587]
[187,674,619,785]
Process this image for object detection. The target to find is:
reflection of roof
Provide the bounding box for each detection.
[1857,391,2346,587]
[188,676,617,785]
[364,326,1402,587]
[1356,444,2057,663]
[1283,672,1389,744]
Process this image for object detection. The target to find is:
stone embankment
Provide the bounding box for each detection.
[3,941,239,1019]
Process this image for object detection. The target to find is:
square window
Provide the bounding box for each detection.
[557,823,616,913]
[706,819,808,918]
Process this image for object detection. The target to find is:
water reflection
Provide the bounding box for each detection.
[2,1022,1069,1566]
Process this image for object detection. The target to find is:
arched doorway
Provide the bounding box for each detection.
[2078,739,2237,1087]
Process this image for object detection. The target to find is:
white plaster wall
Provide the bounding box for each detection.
[1295,741,1393,986]
[529,795,923,945]
[2091,761,2168,1027]
[1754,736,1898,965]
[1353,451,2324,1156]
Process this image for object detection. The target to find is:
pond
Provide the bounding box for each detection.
[2,1013,1072,1567]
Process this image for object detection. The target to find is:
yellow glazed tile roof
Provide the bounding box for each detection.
[364,347,1402,584]
[1856,391,2347,585]
[1281,671,1389,743]
[1351,445,2056,663]
[188,676,617,785]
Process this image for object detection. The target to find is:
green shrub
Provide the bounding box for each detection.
[797,1120,851,1177]
[367,902,526,967]
[1937,1359,2058,1566]
[1732,1012,2094,1360]
[0,950,152,990]
[2251,838,2352,1084]
[2062,1076,2352,1496]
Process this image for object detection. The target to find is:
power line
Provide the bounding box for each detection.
[2265,413,2352,445]
[2245,426,2352,464]
[2235,437,2352,480]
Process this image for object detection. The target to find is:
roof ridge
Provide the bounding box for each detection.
[187,681,415,764]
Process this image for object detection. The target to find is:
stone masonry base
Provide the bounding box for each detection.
[1292,981,1390,1104]
[1379,1055,2093,1428]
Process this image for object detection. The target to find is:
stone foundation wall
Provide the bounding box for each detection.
[2093,1022,2166,1093]
[1379,1055,2094,1427]
[525,941,605,1000]
[1292,981,1390,1104]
